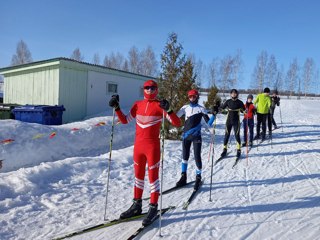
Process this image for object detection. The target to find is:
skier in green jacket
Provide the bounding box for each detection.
[254,87,271,141]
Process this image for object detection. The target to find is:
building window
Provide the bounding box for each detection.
[107,83,118,94]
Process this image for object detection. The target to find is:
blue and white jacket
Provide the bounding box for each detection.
[177,103,215,140]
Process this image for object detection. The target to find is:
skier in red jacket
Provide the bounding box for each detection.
[109,79,181,226]
[242,94,256,147]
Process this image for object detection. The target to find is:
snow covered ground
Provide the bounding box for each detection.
[1,98,320,240]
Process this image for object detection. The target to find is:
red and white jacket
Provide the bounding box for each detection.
[116,99,181,142]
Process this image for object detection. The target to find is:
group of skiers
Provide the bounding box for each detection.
[108,79,280,226]
[219,87,280,159]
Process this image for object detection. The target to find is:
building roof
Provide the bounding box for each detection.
[0,57,156,79]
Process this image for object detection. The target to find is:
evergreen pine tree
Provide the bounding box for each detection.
[158,33,197,139]
[204,86,221,111]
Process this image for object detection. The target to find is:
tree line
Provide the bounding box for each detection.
[8,35,320,97]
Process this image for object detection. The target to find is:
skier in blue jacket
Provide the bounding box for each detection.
[175,89,215,190]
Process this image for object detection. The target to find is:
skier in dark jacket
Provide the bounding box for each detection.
[268,90,280,131]
[220,89,245,158]
[175,89,215,190]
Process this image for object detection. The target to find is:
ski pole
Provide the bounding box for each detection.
[159,110,165,237]
[209,118,217,202]
[268,113,273,149]
[207,127,214,164]
[103,108,116,221]
[245,113,249,167]
[255,114,259,152]
[279,105,283,132]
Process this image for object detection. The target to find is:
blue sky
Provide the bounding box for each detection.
[1,0,320,90]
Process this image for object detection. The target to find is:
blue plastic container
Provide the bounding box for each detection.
[12,105,65,125]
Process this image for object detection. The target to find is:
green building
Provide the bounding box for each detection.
[0,58,152,123]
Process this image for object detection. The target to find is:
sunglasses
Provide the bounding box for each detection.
[144,86,157,90]
[188,95,197,98]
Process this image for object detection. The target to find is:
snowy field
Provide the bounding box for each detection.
[1,98,320,240]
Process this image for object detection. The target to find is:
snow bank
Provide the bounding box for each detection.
[0,109,135,172]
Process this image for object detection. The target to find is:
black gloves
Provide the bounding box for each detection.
[109,94,120,110]
[160,99,172,113]
[252,109,257,115]
[211,105,219,115]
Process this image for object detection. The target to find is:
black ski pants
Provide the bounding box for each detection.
[182,135,202,171]
[267,107,277,131]
[223,121,241,149]
[256,113,268,138]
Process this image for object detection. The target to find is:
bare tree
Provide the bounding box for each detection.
[123,59,129,72]
[70,47,84,61]
[266,54,277,89]
[286,58,299,96]
[315,69,320,94]
[113,52,125,69]
[103,55,111,68]
[302,58,315,96]
[92,53,100,65]
[216,50,243,96]
[11,40,33,66]
[208,58,219,87]
[230,49,243,88]
[193,58,205,88]
[140,46,158,76]
[128,46,141,74]
[103,52,125,70]
[274,65,284,91]
[219,55,234,97]
[251,51,268,92]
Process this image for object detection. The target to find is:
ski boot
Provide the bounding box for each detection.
[142,203,158,226]
[220,148,227,158]
[253,135,260,140]
[176,172,187,187]
[249,141,253,147]
[194,174,202,190]
[120,198,142,219]
[241,142,247,147]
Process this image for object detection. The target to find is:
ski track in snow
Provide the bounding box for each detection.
[1,98,320,240]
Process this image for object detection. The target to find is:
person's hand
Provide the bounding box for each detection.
[160,99,170,111]
[212,105,219,115]
[253,109,257,115]
[109,95,120,110]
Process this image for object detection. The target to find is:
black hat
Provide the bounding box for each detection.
[247,94,253,99]
[264,87,270,93]
[230,89,238,94]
